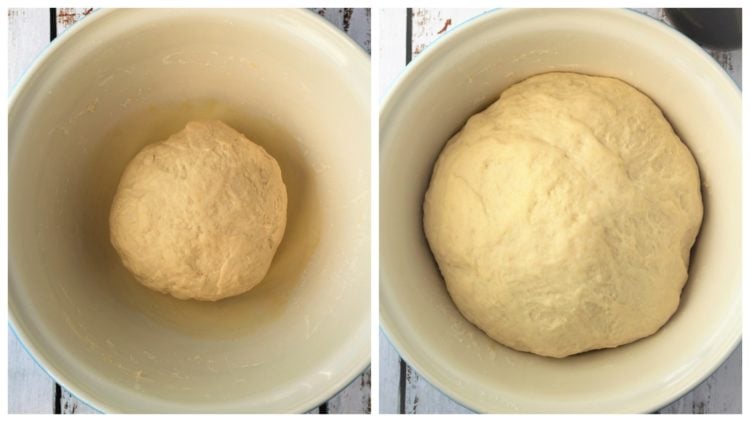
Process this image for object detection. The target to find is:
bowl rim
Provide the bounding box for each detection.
[380,7,740,413]
[9,7,371,414]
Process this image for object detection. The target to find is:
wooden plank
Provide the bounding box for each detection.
[327,369,371,413]
[8,8,50,89]
[378,10,406,413]
[378,331,401,413]
[379,8,407,98]
[657,344,742,414]
[8,8,56,415]
[404,365,472,414]
[378,11,407,412]
[310,8,371,54]
[55,7,94,36]
[59,390,98,414]
[8,333,56,414]
[706,49,741,87]
[410,8,490,60]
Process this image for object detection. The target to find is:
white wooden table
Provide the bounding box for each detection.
[379,8,742,414]
[8,8,371,414]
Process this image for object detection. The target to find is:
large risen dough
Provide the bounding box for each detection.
[110,120,287,301]
[424,72,703,358]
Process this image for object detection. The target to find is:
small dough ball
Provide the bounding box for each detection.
[110,120,287,301]
[424,72,703,358]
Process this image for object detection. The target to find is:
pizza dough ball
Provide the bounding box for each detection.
[110,120,287,301]
[423,72,703,358]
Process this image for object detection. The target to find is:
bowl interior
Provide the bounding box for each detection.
[380,9,740,413]
[10,9,370,413]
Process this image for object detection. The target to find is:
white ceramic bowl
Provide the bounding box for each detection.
[380,9,740,413]
[10,9,370,413]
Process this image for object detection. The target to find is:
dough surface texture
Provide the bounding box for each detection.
[110,120,287,301]
[423,72,703,358]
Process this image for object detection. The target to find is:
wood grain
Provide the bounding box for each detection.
[378,9,407,99]
[59,389,98,414]
[403,365,472,414]
[8,333,55,414]
[410,8,487,59]
[8,7,56,415]
[381,7,742,414]
[8,7,371,414]
[378,330,402,413]
[656,344,742,414]
[311,8,371,54]
[55,7,94,36]
[8,8,50,89]
[327,368,372,413]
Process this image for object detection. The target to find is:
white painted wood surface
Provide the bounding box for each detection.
[8,332,55,414]
[8,8,50,89]
[378,8,406,99]
[378,329,402,414]
[8,7,371,414]
[379,8,742,414]
[327,367,372,414]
